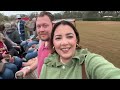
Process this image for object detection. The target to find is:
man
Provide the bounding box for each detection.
[16,15,26,41]
[15,11,54,79]
[5,22,21,45]
[26,17,36,36]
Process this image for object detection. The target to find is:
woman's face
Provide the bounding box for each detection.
[53,24,77,60]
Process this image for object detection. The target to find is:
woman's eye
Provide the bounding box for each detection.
[67,36,73,39]
[55,37,61,40]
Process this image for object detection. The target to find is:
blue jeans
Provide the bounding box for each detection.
[27,41,39,48]
[25,49,38,61]
[0,68,14,79]
[20,41,28,51]
[5,63,17,74]
[13,56,23,70]
[20,40,39,51]
[20,41,27,47]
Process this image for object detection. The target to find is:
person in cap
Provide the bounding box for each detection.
[16,15,26,41]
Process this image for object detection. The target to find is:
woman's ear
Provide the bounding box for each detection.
[76,39,78,44]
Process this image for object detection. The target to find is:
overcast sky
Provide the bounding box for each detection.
[0,11,62,16]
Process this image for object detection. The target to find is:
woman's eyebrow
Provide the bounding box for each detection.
[54,34,61,37]
[66,33,74,36]
[55,33,74,37]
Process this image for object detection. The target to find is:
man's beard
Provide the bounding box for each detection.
[41,37,50,41]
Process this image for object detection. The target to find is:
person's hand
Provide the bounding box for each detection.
[27,39,32,42]
[31,44,36,48]
[22,58,36,67]
[15,66,31,78]
[0,48,6,52]
[36,36,39,40]
[2,51,11,60]
[33,49,37,52]
[13,46,20,49]
[2,51,7,57]
[28,47,33,51]
[9,56,14,63]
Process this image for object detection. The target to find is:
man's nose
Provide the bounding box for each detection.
[39,26,45,32]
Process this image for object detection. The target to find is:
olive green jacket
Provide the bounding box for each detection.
[40,49,120,79]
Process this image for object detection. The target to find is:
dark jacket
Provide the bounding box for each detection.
[17,20,25,35]
[6,28,21,44]
[3,38,19,57]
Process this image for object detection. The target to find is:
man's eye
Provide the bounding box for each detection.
[43,25,48,28]
[37,25,41,29]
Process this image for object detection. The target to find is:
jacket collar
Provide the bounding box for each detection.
[44,48,89,67]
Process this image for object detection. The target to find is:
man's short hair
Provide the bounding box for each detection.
[38,11,54,22]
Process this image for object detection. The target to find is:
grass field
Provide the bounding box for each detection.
[76,21,120,68]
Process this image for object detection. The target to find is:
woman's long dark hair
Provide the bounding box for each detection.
[50,20,81,54]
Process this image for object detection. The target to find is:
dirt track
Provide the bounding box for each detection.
[76,21,120,68]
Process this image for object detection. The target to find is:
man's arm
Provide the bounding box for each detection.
[29,57,38,71]
[16,57,38,78]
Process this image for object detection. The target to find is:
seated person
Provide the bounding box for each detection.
[20,32,39,52]
[24,44,38,61]
[0,33,23,71]
[0,23,25,57]
[5,22,22,45]
[0,63,15,79]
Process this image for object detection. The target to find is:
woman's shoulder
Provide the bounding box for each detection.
[82,49,111,68]
[43,53,59,66]
[77,48,100,57]
[76,48,91,58]
[76,48,104,63]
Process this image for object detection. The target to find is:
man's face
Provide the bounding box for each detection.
[36,15,53,41]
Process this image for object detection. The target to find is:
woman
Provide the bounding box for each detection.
[40,20,120,79]
[0,33,17,79]
[0,24,22,57]
[0,33,22,72]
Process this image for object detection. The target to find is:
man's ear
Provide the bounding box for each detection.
[52,21,56,26]
[52,23,55,27]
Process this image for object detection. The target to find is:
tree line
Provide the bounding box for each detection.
[0,11,120,23]
[54,11,120,19]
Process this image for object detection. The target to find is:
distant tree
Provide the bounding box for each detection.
[28,12,38,20]
[83,11,99,18]
[62,11,71,18]
[20,14,28,18]
[9,15,16,21]
[4,16,9,21]
[115,11,120,17]
[0,13,5,22]
[54,13,62,19]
